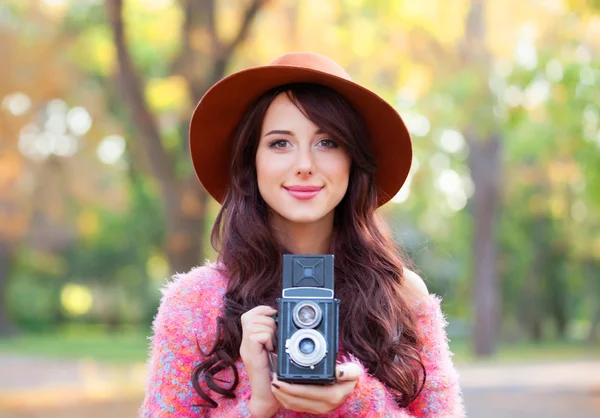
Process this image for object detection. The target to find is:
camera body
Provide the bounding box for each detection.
[276,254,339,384]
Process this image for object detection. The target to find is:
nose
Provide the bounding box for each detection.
[294,145,314,177]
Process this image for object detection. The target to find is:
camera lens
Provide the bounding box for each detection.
[292,301,322,329]
[299,338,315,355]
[298,306,316,323]
[286,329,327,367]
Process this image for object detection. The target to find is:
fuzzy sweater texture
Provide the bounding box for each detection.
[140,262,465,417]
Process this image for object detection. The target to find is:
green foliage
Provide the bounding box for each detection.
[0,329,148,364]
[62,1,107,31]
[7,173,165,332]
[389,30,600,343]
[65,174,165,325]
[6,256,63,332]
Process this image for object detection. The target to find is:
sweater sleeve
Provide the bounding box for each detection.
[407,295,465,417]
[139,265,255,417]
[332,295,465,418]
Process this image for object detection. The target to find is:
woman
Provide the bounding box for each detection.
[141,52,464,417]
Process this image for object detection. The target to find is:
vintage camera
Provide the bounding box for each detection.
[276,254,339,384]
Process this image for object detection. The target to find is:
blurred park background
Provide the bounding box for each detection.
[0,0,599,416]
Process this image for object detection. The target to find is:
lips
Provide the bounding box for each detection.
[284,185,323,200]
[285,185,323,192]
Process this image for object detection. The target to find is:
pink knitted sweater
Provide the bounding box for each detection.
[140,263,465,417]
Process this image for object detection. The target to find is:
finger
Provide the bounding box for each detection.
[250,332,275,352]
[245,323,277,352]
[271,384,330,414]
[247,315,276,329]
[248,305,278,316]
[241,306,277,327]
[271,376,343,403]
[336,363,362,382]
[246,323,276,339]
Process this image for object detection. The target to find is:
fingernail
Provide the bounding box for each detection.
[272,383,280,389]
[339,369,344,377]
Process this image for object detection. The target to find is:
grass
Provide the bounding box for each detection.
[0,331,598,365]
[0,331,150,364]
[449,337,600,364]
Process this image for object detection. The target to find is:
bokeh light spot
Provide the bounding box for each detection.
[61,284,93,317]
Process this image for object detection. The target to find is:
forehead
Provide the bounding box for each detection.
[262,93,317,130]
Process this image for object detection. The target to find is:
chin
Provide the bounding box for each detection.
[283,214,325,224]
[275,208,330,225]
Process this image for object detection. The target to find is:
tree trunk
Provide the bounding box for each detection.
[459,0,503,357]
[588,306,600,345]
[585,259,600,345]
[106,0,267,274]
[519,214,548,342]
[469,133,502,356]
[0,239,16,336]
[546,245,568,339]
[163,178,209,272]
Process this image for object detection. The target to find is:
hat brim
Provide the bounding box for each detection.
[189,65,412,207]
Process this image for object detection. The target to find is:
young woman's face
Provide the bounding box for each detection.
[256,92,351,227]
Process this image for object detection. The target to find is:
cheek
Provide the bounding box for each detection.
[256,150,292,179]
[255,152,283,195]
[255,154,269,194]
[328,154,351,188]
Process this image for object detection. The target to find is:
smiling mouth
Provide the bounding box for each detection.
[284,186,323,200]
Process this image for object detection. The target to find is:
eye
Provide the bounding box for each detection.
[268,139,290,149]
[317,139,339,149]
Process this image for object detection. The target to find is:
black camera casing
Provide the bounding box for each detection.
[276,254,339,384]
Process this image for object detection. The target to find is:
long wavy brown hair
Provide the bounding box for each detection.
[191,83,426,408]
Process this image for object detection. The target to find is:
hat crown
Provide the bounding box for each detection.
[269,52,352,81]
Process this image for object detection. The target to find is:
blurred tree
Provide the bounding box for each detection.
[104,0,268,273]
[459,0,502,356]
[0,1,130,334]
[497,10,600,340]
[0,4,76,334]
[378,0,504,355]
[359,0,600,353]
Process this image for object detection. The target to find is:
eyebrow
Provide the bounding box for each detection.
[264,128,326,137]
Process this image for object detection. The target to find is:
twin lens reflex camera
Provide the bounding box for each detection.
[275,254,339,384]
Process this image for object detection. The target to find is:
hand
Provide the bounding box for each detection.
[270,363,362,414]
[239,305,280,417]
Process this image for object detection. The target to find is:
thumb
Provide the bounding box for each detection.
[336,362,362,382]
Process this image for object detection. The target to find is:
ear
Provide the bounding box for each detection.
[402,268,429,298]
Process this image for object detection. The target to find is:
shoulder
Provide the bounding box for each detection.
[402,268,446,320]
[402,268,429,299]
[159,261,228,304]
[142,262,229,414]
[152,261,228,341]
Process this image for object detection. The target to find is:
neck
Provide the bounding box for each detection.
[270,214,334,255]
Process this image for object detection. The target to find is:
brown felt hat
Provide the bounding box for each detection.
[189,52,412,207]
